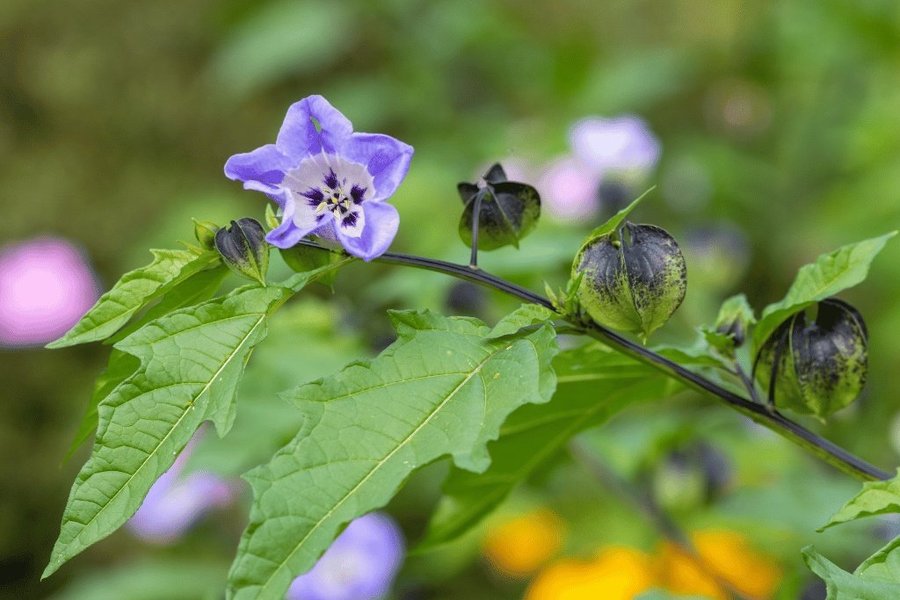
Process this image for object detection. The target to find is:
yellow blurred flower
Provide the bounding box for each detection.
[525,547,656,600]
[482,509,565,578]
[657,529,782,600]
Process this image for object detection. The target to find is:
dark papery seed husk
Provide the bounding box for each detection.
[574,222,687,340]
[754,298,868,419]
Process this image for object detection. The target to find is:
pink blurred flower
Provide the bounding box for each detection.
[0,237,99,347]
[537,115,660,223]
[128,432,238,544]
[537,156,599,221]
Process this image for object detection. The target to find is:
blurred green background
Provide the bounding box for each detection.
[2,0,900,598]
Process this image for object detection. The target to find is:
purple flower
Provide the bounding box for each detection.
[287,513,405,600]
[569,115,660,174]
[0,237,99,347]
[128,432,237,544]
[224,95,414,261]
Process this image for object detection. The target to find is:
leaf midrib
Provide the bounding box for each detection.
[48,312,267,574]
[252,345,498,597]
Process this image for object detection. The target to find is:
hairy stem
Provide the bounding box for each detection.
[294,241,891,482]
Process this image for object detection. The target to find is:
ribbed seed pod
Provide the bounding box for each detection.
[572,222,687,340]
[754,298,868,419]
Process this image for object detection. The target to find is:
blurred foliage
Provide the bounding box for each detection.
[3,0,900,597]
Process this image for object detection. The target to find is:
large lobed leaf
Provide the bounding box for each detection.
[226,309,558,599]
[43,266,341,579]
[803,537,900,599]
[419,343,673,549]
[48,247,220,348]
[752,232,896,351]
[820,469,900,531]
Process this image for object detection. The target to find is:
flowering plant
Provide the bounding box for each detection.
[41,95,900,599]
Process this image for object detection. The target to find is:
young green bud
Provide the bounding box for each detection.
[458,163,541,251]
[703,293,756,356]
[572,222,687,340]
[214,218,269,285]
[192,219,219,251]
[754,298,868,419]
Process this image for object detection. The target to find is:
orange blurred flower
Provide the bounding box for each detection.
[482,509,565,578]
[525,547,656,600]
[657,530,782,600]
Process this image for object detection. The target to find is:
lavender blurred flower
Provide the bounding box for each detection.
[287,513,405,600]
[224,95,414,261]
[569,115,660,174]
[538,115,660,223]
[0,237,99,347]
[128,433,237,544]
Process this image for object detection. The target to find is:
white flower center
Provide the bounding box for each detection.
[282,154,374,237]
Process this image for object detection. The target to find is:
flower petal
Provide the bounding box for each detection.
[276,95,353,159]
[340,133,414,201]
[224,144,293,193]
[337,202,399,261]
[265,195,330,249]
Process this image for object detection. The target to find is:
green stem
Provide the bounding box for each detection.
[292,241,891,482]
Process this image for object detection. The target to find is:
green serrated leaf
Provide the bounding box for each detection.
[42,260,347,580]
[107,265,229,344]
[62,349,140,464]
[803,537,900,599]
[416,343,671,550]
[227,310,558,599]
[752,233,896,352]
[43,283,296,579]
[48,248,220,348]
[820,469,900,531]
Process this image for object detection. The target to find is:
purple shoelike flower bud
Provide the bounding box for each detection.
[224,95,414,261]
[0,237,99,347]
[128,432,237,544]
[287,513,405,600]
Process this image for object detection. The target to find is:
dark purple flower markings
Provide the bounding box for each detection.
[224,95,414,261]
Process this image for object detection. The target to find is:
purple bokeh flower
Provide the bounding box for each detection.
[0,237,99,347]
[287,513,405,600]
[537,115,660,223]
[224,95,414,261]
[569,115,660,174]
[128,432,237,544]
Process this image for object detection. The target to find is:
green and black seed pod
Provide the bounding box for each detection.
[458,163,541,250]
[214,218,269,285]
[754,298,868,419]
[572,222,687,340]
